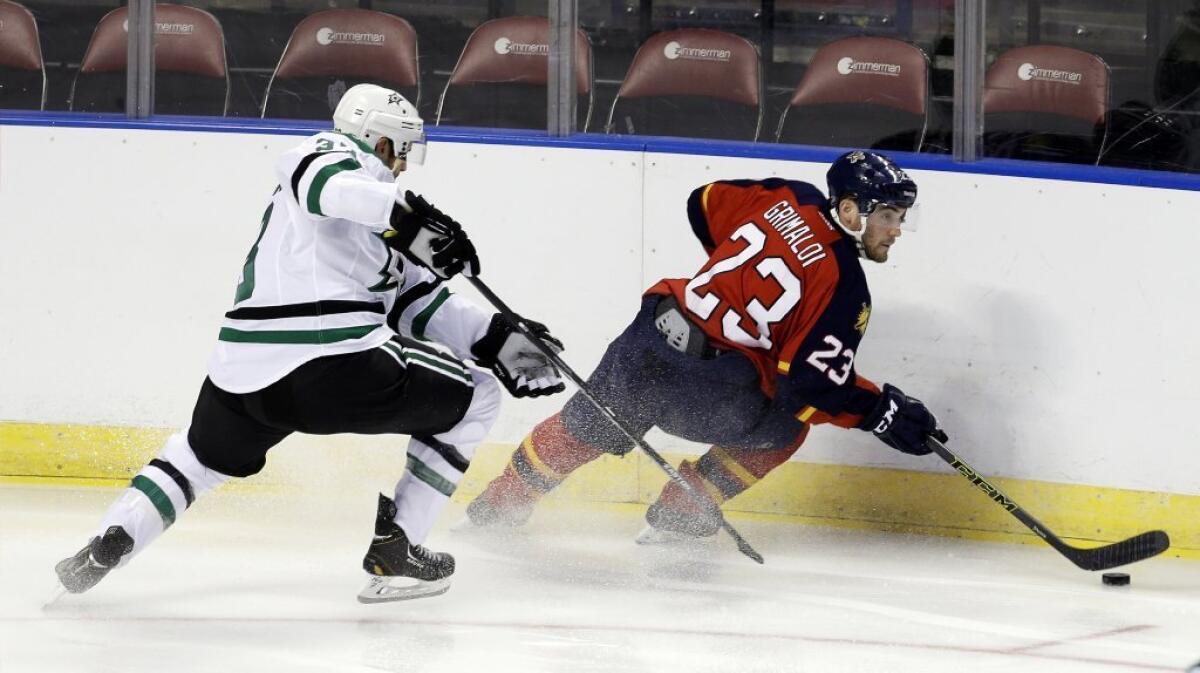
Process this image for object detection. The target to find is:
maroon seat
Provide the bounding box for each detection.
[70,3,228,114]
[607,29,762,141]
[0,0,45,110]
[983,45,1110,163]
[777,36,929,152]
[435,16,593,131]
[262,9,419,121]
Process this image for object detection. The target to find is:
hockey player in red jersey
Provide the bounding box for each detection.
[465,150,947,541]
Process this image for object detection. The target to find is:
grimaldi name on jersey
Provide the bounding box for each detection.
[763,200,828,268]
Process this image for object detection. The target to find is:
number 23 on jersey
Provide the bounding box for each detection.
[683,223,803,350]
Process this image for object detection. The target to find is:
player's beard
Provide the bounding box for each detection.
[865,240,890,263]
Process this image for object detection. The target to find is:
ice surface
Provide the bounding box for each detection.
[2,484,1198,673]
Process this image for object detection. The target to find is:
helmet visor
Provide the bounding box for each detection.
[401,133,427,166]
[899,202,919,232]
[865,201,920,233]
[872,179,918,231]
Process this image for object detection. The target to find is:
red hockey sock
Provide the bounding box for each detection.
[653,426,810,513]
[480,412,606,506]
[526,412,607,480]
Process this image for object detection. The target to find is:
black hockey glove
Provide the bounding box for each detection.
[397,191,455,228]
[472,313,567,399]
[386,191,480,279]
[859,384,948,456]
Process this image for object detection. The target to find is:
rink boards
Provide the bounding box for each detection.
[0,121,1197,558]
[2,421,1196,559]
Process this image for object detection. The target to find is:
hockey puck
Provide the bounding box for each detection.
[1101,572,1130,586]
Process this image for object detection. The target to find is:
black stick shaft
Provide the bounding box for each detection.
[926,437,1066,550]
[466,276,764,564]
[925,436,1169,570]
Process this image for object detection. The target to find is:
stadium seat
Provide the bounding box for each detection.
[1097,17,1200,171]
[983,45,1110,164]
[261,9,418,121]
[435,16,593,131]
[606,29,762,141]
[776,36,930,152]
[69,3,228,115]
[0,0,45,110]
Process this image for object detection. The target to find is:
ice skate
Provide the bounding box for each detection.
[635,499,721,546]
[458,476,537,530]
[358,494,455,603]
[54,525,134,594]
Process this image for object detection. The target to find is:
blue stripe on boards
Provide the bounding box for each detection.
[3,111,1199,192]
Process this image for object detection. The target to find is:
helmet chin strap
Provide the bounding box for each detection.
[830,207,870,259]
[389,155,406,176]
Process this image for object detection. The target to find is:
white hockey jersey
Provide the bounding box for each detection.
[207,131,492,394]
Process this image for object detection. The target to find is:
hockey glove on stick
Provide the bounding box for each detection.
[472,313,566,398]
[398,191,454,226]
[859,383,948,456]
[386,191,480,279]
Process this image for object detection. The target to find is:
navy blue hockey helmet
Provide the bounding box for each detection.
[826,150,917,216]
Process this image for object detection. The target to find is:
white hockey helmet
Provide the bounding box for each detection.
[332,84,427,165]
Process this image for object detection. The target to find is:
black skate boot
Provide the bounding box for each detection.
[54,526,134,594]
[358,494,455,603]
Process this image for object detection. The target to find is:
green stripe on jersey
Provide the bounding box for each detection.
[336,132,375,154]
[218,324,378,344]
[307,158,362,216]
[401,350,472,385]
[234,201,275,303]
[407,455,456,497]
[411,288,451,340]
[132,475,177,528]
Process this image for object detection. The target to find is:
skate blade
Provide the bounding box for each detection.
[43,584,69,610]
[634,525,708,547]
[357,575,451,604]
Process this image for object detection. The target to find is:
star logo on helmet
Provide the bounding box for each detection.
[387,93,402,106]
[847,150,866,163]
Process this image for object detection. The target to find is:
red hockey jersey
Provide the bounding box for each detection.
[647,179,881,428]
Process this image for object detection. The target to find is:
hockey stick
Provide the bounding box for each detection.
[466,275,765,564]
[926,436,1170,571]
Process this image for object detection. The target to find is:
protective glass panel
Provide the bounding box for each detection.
[582,0,767,141]
[381,1,569,131]
[770,1,955,153]
[0,0,126,112]
[580,1,954,150]
[170,1,552,129]
[984,0,1200,172]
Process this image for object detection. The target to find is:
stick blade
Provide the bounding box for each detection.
[735,539,765,565]
[42,584,69,610]
[1070,530,1170,571]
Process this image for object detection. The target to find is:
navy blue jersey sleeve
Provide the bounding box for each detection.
[774,246,880,425]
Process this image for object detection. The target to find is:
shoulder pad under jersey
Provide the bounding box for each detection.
[739,178,827,209]
[784,181,829,209]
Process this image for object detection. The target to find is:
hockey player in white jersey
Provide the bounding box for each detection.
[54,84,566,602]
